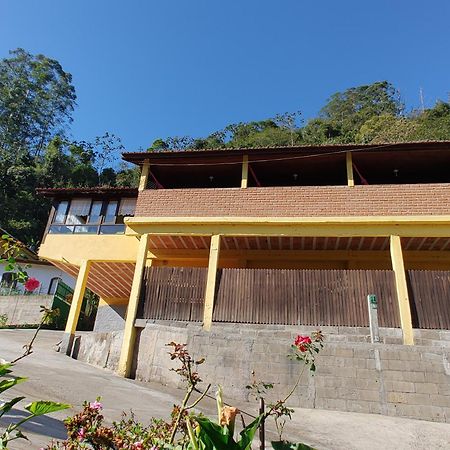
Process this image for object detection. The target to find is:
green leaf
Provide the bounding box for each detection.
[195,417,238,450]
[237,415,264,450]
[25,401,71,417]
[0,363,13,376]
[0,377,27,394]
[0,396,25,417]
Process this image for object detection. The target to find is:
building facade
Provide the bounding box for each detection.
[37,141,450,379]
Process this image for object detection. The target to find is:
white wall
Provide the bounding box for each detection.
[0,262,75,295]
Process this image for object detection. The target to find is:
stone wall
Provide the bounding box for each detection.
[0,295,53,325]
[73,322,450,423]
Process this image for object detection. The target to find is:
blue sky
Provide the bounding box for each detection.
[1,0,449,151]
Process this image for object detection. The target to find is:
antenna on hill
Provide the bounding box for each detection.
[419,87,425,113]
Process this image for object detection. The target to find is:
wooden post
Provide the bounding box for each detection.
[139,160,150,191]
[241,155,249,188]
[62,260,91,355]
[390,235,414,345]
[346,152,354,187]
[203,234,221,330]
[117,234,150,377]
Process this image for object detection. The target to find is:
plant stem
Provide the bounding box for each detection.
[186,383,211,409]
[169,384,194,444]
[267,365,306,417]
[10,322,42,364]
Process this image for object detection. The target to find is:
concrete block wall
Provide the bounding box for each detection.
[73,322,450,423]
[75,330,124,371]
[0,295,53,325]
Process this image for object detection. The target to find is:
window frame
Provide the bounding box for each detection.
[49,197,135,235]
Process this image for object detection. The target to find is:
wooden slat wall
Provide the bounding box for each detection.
[214,269,399,327]
[139,267,207,322]
[407,270,450,329]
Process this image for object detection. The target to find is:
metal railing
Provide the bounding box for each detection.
[48,224,125,235]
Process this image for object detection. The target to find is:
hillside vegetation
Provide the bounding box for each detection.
[0,49,449,245]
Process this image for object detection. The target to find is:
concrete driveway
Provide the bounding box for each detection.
[0,329,449,449]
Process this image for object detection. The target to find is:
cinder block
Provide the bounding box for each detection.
[384,381,415,393]
[430,395,450,408]
[334,348,354,358]
[414,382,439,395]
[421,352,444,363]
[356,368,377,380]
[345,400,372,414]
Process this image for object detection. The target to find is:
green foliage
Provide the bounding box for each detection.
[25,400,71,417]
[0,48,76,157]
[2,52,450,247]
[194,415,263,450]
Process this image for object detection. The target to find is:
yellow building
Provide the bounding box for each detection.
[37,141,450,377]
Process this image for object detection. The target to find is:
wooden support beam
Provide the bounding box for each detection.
[346,152,354,187]
[138,160,150,191]
[390,235,414,345]
[62,260,91,355]
[241,155,249,188]
[117,234,150,377]
[203,234,221,330]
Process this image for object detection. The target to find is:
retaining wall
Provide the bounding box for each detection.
[73,322,450,423]
[0,295,53,325]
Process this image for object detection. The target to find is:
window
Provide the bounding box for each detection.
[117,198,136,224]
[54,201,69,223]
[1,272,17,289]
[88,201,103,224]
[66,199,91,225]
[49,197,136,235]
[104,200,119,224]
[48,277,61,295]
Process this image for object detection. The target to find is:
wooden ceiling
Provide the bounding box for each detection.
[148,235,450,252]
[50,235,450,301]
[52,261,135,299]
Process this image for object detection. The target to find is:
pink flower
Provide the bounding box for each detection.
[77,428,86,440]
[133,442,144,449]
[24,277,40,292]
[89,400,103,410]
[294,335,312,352]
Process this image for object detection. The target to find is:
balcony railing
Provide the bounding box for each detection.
[48,224,126,235]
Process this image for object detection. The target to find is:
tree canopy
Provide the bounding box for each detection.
[0,49,136,246]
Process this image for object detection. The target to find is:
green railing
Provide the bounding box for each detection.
[51,281,97,330]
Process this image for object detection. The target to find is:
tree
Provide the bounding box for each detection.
[411,101,450,140]
[0,48,76,158]
[356,114,418,144]
[303,81,404,144]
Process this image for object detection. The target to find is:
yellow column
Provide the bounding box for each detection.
[62,260,91,355]
[241,155,249,188]
[117,233,150,377]
[346,152,354,187]
[390,235,414,345]
[138,160,150,191]
[203,234,221,330]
